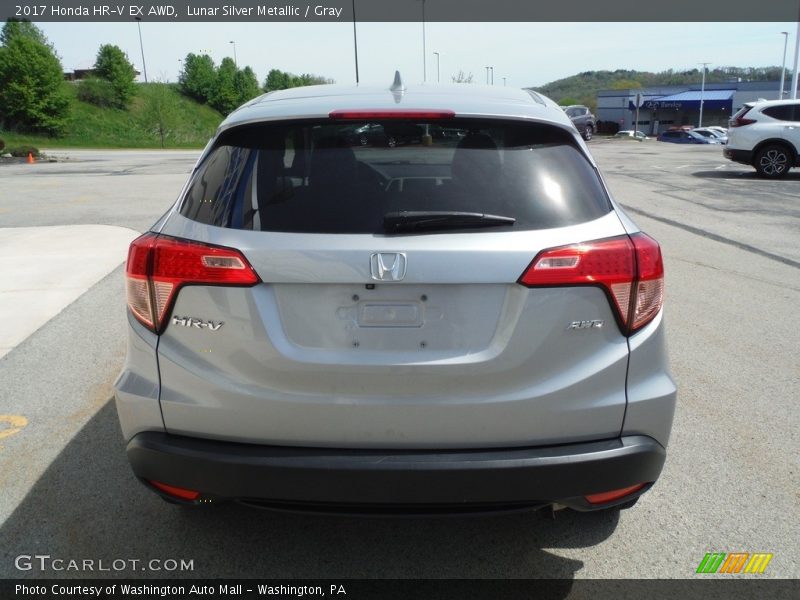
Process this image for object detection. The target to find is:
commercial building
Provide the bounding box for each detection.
[596,80,790,134]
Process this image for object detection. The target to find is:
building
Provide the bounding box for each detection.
[596,81,790,134]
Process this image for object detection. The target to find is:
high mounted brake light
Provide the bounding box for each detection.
[329,109,456,120]
[125,233,260,333]
[518,233,664,335]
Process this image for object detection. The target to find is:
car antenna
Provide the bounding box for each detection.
[390,71,406,93]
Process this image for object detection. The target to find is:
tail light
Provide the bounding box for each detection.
[125,233,260,333]
[148,480,201,501]
[518,233,664,335]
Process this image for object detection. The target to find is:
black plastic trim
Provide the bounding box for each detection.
[128,433,666,511]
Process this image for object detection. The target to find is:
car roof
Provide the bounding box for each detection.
[746,99,800,108]
[219,82,575,132]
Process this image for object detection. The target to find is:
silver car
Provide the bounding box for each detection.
[115,76,676,513]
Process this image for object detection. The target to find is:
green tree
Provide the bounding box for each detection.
[94,44,136,109]
[0,19,49,45]
[234,66,261,105]
[558,97,579,106]
[263,68,291,92]
[210,57,239,114]
[179,53,216,103]
[0,29,69,134]
[140,82,179,148]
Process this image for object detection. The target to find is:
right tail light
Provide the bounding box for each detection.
[518,233,664,335]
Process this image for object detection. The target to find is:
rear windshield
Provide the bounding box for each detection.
[179,119,611,234]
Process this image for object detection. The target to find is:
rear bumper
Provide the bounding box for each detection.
[127,433,666,512]
[723,147,753,165]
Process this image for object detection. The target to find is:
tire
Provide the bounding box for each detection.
[754,144,791,179]
[387,136,397,148]
[583,125,593,141]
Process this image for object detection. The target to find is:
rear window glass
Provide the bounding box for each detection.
[179,119,611,234]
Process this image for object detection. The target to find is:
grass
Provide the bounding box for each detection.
[1,82,223,149]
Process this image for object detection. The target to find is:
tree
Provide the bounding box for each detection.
[451,70,474,83]
[558,97,579,106]
[0,28,69,134]
[1,19,49,46]
[140,82,179,148]
[179,53,216,103]
[234,66,261,105]
[94,44,136,109]
[210,57,239,114]
[263,68,333,93]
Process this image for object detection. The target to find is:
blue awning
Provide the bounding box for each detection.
[629,90,734,111]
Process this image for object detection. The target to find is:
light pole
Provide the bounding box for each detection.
[352,0,359,83]
[490,66,494,85]
[485,66,489,84]
[433,52,440,83]
[780,32,789,99]
[229,41,237,67]
[792,18,800,99]
[134,17,148,83]
[420,0,426,82]
[698,62,710,128]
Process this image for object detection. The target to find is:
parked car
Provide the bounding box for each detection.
[724,99,800,178]
[346,122,423,147]
[614,130,649,140]
[116,77,675,514]
[707,126,728,137]
[657,129,721,144]
[692,127,728,144]
[563,105,596,141]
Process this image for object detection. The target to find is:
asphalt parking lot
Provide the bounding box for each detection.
[0,142,797,580]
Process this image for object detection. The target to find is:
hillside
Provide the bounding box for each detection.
[2,82,224,149]
[531,67,786,110]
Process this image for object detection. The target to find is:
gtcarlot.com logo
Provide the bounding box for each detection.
[696,552,773,574]
[15,554,194,572]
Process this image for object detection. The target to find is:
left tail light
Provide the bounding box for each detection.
[125,233,260,333]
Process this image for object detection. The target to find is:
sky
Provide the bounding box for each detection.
[37,21,800,88]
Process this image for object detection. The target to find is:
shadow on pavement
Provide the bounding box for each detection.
[0,400,620,585]
[691,169,800,180]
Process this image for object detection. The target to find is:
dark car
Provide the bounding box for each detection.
[657,130,720,144]
[563,105,596,141]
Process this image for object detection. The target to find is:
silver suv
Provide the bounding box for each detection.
[115,78,676,513]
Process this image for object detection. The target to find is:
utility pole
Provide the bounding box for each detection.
[135,17,147,83]
[352,0,359,83]
[698,62,710,128]
[229,41,237,67]
[780,31,789,99]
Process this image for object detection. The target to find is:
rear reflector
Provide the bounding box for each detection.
[329,109,456,120]
[125,233,260,333]
[518,233,664,335]
[585,483,647,505]
[148,480,201,501]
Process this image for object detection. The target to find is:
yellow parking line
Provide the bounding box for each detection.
[0,415,28,441]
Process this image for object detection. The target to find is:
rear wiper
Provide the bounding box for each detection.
[384,211,516,233]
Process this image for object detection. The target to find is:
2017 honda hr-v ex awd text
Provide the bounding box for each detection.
[114,75,676,513]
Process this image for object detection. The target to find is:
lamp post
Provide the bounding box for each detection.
[229,41,237,67]
[792,19,800,99]
[433,52,440,83]
[352,0,359,83]
[134,17,148,83]
[490,66,494,85]
[780,32,789,99]
[698,62,710,128]
[485,66,489,84]
[420,0,426,82]
[502,76,507,86]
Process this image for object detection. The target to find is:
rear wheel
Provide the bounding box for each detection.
[754,144,791,178]
[583,125,593,141]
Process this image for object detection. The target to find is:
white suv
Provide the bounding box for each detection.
[724,99,800,178]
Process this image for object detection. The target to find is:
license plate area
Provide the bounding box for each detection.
[357,302,423,328]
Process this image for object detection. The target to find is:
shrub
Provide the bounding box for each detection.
[77,77,118,107]
[0,138,5,152]
[6,145,40,157]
